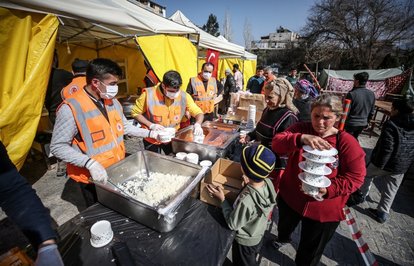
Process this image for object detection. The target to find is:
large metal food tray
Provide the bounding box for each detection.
[171,125,239,162]
[201,121,240,132]
[94,150,207,232]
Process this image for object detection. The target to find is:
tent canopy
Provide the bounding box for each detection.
[170,10,245,57]
[0,0,198,48]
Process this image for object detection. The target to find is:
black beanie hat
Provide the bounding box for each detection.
[240,144,276,181]
[72,58,89,73]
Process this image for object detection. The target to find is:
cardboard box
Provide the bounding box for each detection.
[200,158,244,207]
[238,94,266,111]
[235,107,263,124]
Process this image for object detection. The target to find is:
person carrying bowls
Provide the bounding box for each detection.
[131,70,204,155]
[271,94,366,266]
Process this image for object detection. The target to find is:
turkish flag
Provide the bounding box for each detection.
[206,49,220,78]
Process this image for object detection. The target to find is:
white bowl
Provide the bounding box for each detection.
[90,220,113,248]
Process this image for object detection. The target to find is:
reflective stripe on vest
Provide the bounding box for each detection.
[64,89,125,183]
[190,76,217,113]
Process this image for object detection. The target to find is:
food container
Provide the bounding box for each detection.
[94,150,207,233]
[201,121,240,132]
[171,124,240,162]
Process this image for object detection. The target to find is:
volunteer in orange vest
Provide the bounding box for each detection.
[61,58,88,100]
[50,58,162,207]
[131,70,204,155]
[186,62,223,121]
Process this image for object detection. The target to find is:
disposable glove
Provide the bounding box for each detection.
[193,123,203,136]
[86,159,108,183]
[149,130,161,142]
[149,123,165,131]
[35,244,64,266]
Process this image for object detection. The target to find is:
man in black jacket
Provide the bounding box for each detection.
[344,72,375,139]
[0,141,63,264]
[359,98,414,223]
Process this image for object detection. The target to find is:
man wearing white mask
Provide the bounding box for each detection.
[51,58,160,207]
[132,70,204,154]
[187,62,223,121]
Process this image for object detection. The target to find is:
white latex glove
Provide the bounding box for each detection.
[149,123,165,131]
[193,123,203,136]
[35,244,64,266]
[149,130,161,141]
[86,159,108,183]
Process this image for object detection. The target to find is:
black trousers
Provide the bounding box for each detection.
[143,139,172,155]
[277,196,340,266]
[232,239,262,266]
[344,125,365,139]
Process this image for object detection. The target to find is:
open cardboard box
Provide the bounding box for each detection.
[238,94,266,111]
[235,107,263,124]
[200,158,244,207]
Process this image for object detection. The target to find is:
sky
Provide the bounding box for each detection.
[157,0,316,46]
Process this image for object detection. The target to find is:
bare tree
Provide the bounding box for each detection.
[222,10,233,41]
[243,18,253,50]
[305,0,414,68]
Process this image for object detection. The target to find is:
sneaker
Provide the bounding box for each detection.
[272,237,290,250]
[367,208,389,223]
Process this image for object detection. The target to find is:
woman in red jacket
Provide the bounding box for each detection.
[271,94,366,266]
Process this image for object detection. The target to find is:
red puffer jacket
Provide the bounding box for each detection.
[272,122,366,222]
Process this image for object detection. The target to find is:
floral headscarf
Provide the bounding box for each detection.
[294,79,319,99]
[265,78,299,114]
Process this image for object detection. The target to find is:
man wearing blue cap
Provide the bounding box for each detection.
[207,144,277,266]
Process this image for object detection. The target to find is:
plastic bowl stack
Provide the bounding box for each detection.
[298,145,338,201]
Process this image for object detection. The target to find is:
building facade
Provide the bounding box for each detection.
[129,0,166,17]
[251,27,300,50]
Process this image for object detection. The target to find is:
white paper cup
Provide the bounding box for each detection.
[301,182,319,196]
[239,130,249,138]
[186,153,199,164]
[199,160,212,168]
[158,131,172,143]
[176,152,187,160]
[90,220,113,248]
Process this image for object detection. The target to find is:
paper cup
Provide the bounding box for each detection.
[158,132,172,143]
[199,160,212,168]
[186,153,199,164]
[176,152,187,160]
[90,220,113,248]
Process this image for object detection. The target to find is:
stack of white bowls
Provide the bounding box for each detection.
[298,145,338,201]
[246,104,256,129]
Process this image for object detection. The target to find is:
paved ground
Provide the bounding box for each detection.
[1,128,413,265]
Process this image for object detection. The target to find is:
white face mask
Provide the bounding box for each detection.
[202,71,212,80]
[98,81,118,99]
[165,90,179,99]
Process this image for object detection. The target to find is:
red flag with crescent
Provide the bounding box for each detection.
[206,49,220,78]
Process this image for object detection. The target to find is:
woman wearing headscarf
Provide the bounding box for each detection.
[293,79,319,122]
[240,78,299,190]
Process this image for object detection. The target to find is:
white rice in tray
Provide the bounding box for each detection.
[118,172,192,207]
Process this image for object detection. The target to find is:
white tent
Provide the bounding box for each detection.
[0,0,198,46]
[170,10,245,57]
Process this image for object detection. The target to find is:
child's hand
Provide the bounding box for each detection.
[206,184,225,202]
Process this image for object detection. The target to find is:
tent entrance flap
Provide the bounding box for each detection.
[136,35,197,89]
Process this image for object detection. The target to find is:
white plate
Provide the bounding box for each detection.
[303,145,338,156]
[298,172,331,188]
[299,161,332,176]
[302,152,336,164]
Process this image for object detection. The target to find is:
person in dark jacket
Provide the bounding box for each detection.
[344,72,375,139]
[220,68,237,114]
[246,65,265,94]
[293,79,319,122]
[45,50,73,125]
[359,97,414,223]
[0,141,63,265]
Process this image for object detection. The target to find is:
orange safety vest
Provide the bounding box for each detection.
[61,75,86,100]
[64,88,125,183]
[190,75,217,114]
[143,86,186,144]
[143,69,159,87]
